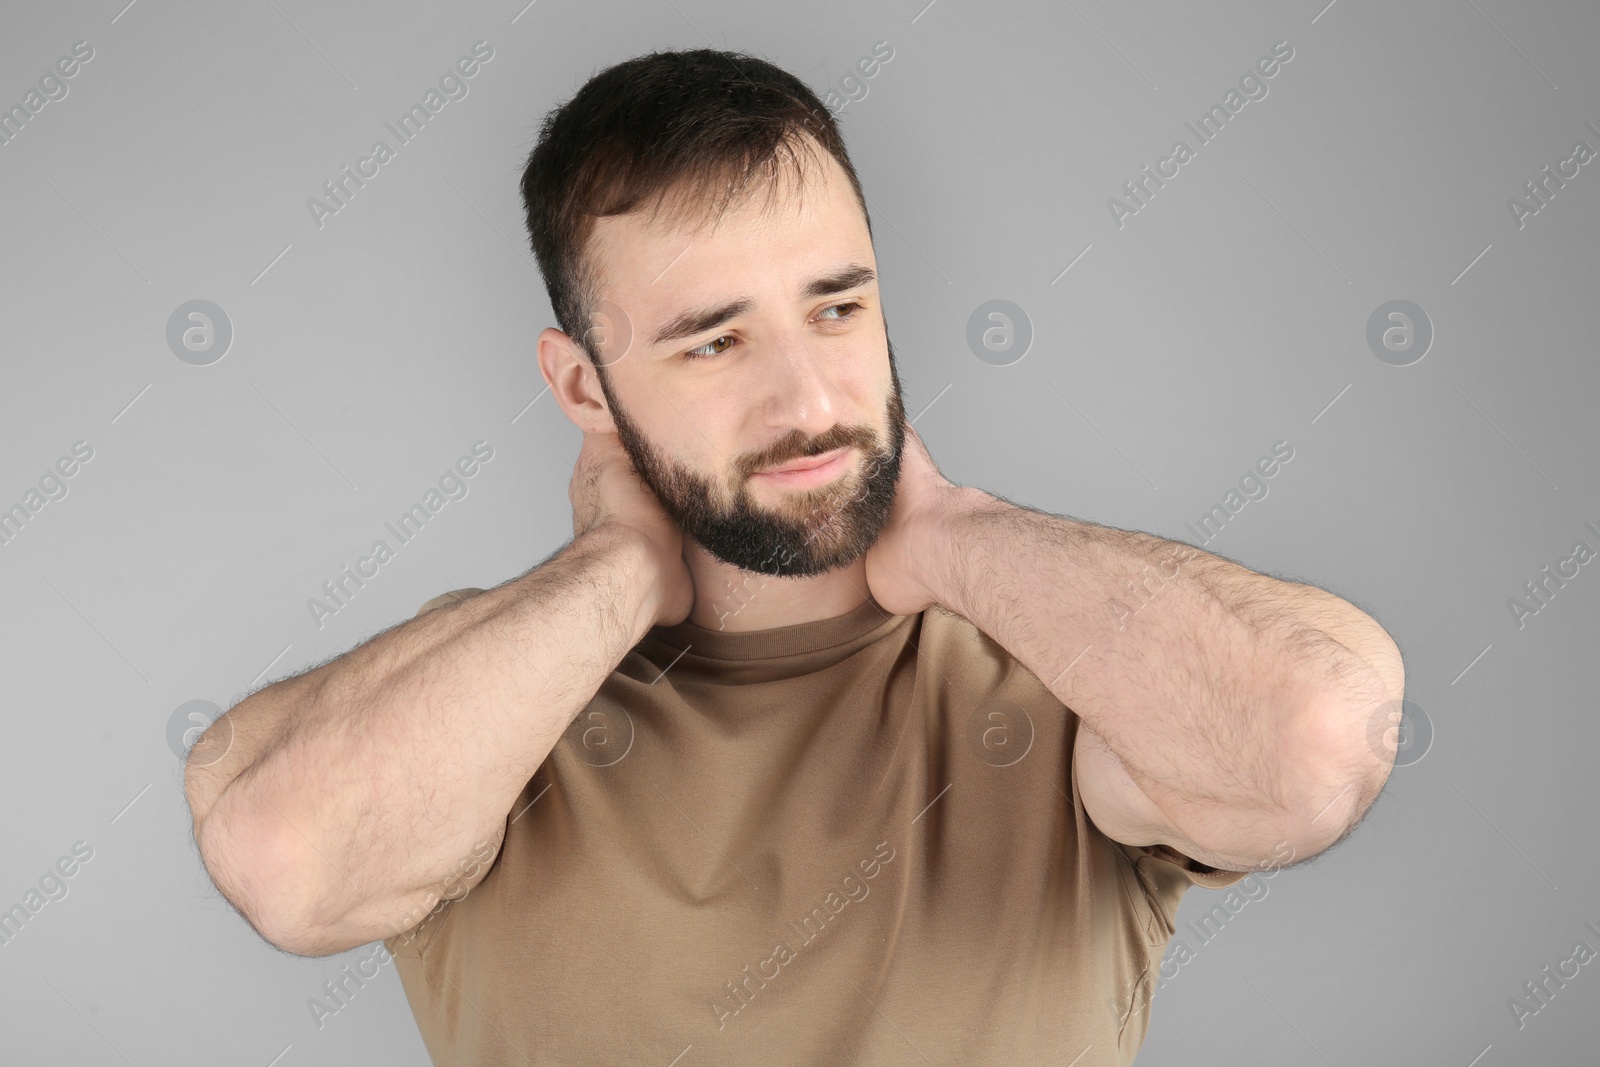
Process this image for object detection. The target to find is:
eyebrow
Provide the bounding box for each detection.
[647,264,877,348]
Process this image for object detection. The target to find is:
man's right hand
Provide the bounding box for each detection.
[569,430,695,627]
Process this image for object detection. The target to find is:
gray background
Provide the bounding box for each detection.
[2,0,1596,1063]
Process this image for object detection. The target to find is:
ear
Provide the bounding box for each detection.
[538,326,616,434]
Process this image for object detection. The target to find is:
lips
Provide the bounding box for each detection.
[760,446,849,475]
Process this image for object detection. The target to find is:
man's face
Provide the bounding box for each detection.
[581,145,905,579]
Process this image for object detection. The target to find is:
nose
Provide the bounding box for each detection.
[759,331,851,451]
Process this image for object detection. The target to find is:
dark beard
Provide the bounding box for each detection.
[595,339,907,579]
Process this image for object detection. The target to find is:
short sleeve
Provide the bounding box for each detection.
[1113,841,1251,945]
[383,792,515,960]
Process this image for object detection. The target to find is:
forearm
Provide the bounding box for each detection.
[189,523,660,946]
[932,491,1399,847]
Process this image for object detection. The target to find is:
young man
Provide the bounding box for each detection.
[186,48,1403,1065]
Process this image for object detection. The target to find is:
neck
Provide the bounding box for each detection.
[681,542,872,632]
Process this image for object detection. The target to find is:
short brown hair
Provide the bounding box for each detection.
[520,48,872,366]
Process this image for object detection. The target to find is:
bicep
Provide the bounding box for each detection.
[1073,719,1275,873]
[1073,718,1170,848]
[289,817,508,957]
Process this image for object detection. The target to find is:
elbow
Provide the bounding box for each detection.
[1272,686,1397,862]
[193,802,333,957]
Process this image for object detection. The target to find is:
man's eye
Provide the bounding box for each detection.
[682,302,863,360]
[684,335,735,360]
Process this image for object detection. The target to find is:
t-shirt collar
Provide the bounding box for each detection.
[646,594,905,662]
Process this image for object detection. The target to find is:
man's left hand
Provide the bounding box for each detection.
[863,419,976,616]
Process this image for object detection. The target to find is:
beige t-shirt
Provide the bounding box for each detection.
[384,589,1247,1066]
